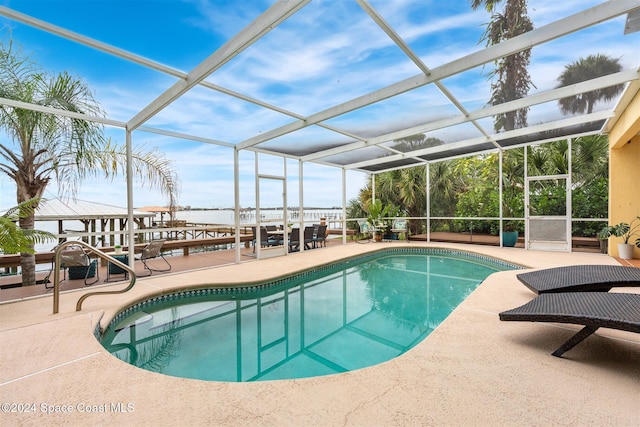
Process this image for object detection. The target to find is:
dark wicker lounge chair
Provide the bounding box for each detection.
[499,292,640,357]
[517,265,640,294]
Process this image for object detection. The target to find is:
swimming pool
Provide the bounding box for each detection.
[101,248,517,382]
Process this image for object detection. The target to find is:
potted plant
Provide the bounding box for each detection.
[114,244,122,254]
[501,195,520,247]
[604,216,640,259]
[502,221,519,247]
[366,200,399,242]
[367,199,385,241]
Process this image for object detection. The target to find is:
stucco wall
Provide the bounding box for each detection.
[608,88,640,258]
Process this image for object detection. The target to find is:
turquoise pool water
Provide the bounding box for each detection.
[101,249,516,382]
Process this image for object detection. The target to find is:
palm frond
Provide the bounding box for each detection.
[0,199,56,254]
[2,198,42,220]
[135,309,183,371]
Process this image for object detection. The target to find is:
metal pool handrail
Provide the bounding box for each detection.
[51,240,136,314]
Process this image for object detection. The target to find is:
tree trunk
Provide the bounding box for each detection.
[19,212,37,286]
[20,252,37,286]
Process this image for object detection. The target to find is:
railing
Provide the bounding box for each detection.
[51,240,136,314]
[52,223,255,246]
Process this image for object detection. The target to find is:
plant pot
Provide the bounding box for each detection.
[617,243,634,259]
[502,231,518,247]
[598,239,608,254]
[374,233,383,242]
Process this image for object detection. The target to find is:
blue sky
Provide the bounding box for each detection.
[1,0,638,210]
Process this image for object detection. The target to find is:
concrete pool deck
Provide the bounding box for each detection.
[1,242,638,426]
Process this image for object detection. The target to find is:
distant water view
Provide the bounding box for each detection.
[31,208,344,253]
[176,208,343,225]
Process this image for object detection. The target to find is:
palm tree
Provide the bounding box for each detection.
[390,135,444,153]
[571,134,608,187]
[546,140,569,175]
[0,41,180,286]
[557,54,624,114]
[397,166,427,217]
[429,160,458,219]
[353,135,441,236]
[471,0,534,132]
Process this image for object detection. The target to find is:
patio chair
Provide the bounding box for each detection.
[45,244,99,288]
[499,292,640,357]
[390,218,407,240]
[357,219,373,242]
[312,224,327,248]
[516,265,640,294]
[135,239,171,276]
[303,226,315,249]
[252,227,279,252]
[288,227,300,252]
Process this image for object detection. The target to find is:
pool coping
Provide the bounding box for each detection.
[1,242,638,426]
